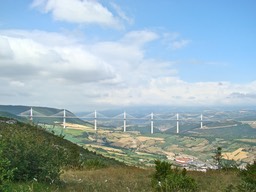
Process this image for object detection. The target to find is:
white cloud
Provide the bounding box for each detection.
[0,36,14,59]
[90,30,173,88]
[31,0,122,28]
[10,80,25,87]
[171,39,190,50]
[94,78,256,108]
[162,32,190,50]
[121,30,159,46]
[110,2,133,25]
[0,30,115,83]
[229,92,256,99]
[90,30,160,74]
[0,29,256,111]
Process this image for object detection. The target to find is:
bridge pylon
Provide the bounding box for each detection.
[94,110,97,131]
[123,111,126,132]
[151,112,154,134]
[63,109,66,129]
[176,113,179,134]
[200,114,203,128]
[30,107,33,123]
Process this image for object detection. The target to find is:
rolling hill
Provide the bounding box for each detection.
[1,105,255,167]
[0,105,91,126]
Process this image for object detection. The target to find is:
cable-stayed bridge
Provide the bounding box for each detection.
[18,108,233,134]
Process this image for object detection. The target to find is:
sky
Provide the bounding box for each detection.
[0,0,256,112]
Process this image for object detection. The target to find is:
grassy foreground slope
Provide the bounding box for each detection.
[0,116,124,190]
[0,117,123,167]
[7,167,242,192]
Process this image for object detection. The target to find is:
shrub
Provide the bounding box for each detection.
[0,122,74,184]
[0,147,15,191]
[153,160,172,181]
[237,161,256,192]
[152,160,198,192]
[82,159,107,169]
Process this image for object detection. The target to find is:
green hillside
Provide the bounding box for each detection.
[0,116,123,165]
[0,116,123,189]
[190,124,256,140]
[0,105,29,115]
[0,105,91,126]
[0,111,28,123]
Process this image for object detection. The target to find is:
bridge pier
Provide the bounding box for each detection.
[63,109,66,129]
[30,107,33,122]
[17,109,211,134]
[123,111,126,132]
[151,112,154,134]
[94,110,97,131]
[200,114,203,128]
[176,113,179,134]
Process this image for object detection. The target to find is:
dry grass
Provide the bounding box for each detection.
[222,148,248,161]
[85,144,124,153]
[236,138,256,143]
[64,123,91,130]
[188,170,240,192]
[56,167,240,192]
[137,136,164,142]
[9,168,241,192]
[60,167,154,192]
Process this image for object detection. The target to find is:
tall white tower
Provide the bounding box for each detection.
[123,111,126,132]
[94,110,97,131]
[30,107,33,122]
[151,112,154,134]
[176,113,179,134]
[63,109,66,129]
[200,114,203,129]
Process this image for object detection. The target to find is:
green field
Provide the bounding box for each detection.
[42,122,255,167]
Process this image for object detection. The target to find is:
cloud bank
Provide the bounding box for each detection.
[1,28,256,111]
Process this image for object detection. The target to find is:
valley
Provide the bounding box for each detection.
[44,121,256,170]
[0,105,255,169]
[0,105,255,191]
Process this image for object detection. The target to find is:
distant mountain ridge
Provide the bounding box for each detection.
[0,105,65,115]
[0,105,90,126]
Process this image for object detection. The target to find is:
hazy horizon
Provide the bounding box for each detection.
[1,104,256,114]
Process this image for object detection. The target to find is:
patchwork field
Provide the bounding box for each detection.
[222,148,249,161]
[44,122,256,167]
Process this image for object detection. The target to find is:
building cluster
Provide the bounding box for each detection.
[174,157,218,172]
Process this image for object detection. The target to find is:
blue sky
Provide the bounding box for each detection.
[0,0,255,111]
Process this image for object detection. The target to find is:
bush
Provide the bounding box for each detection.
[0,122,76,184]
[237,161,256,192]
[82,159,107,169]
[0,147,15,191]
[152,160,198,192]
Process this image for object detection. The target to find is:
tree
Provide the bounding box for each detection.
[237,161,256,192]
[213,147,222,170]
[152,160,197,192]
